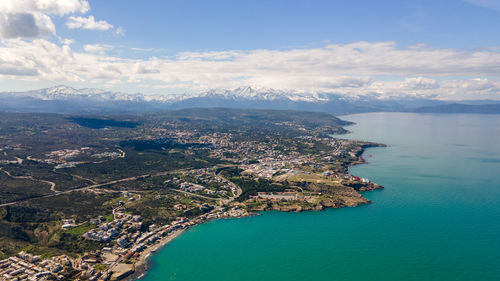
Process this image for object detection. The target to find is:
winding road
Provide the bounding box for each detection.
[0,166,244,207]
[0,173,152,207]
[1,168,58,192]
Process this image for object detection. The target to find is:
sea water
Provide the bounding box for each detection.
[142,112,500,281]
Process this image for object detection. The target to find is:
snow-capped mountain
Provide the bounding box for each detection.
[187,86,331,103]
[0,85,447,114]
[11,85,153,102]
[6,85,339,103]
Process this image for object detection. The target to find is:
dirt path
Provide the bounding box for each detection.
[2,168,58,192]
[0,168,203,207]
[168,188,222,201]
[0,173,151,207]
[39,179,57,192]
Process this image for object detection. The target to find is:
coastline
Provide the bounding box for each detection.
[124,213,257,281]
[125,209,260,281]
[124,142,385,280]
[124,228,187,281]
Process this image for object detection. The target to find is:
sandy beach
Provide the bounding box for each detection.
[123,229,186,281]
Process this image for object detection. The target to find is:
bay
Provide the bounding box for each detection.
[141,112,500,281]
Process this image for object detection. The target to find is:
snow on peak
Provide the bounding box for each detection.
[1,85,386,103]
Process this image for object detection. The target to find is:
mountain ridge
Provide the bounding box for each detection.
[1,85,497,115]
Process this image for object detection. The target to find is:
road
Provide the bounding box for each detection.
[0,166,243,207]
[168,188,221,201]
[214,166,243,200]
[39,179,57,192]
[0,173,152,207]
[0,167,203,207]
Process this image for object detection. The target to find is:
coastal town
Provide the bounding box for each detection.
[0,206,248,281]
[0,109,384,280]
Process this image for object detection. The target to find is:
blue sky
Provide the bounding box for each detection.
[0,0,499,99]
[60,0,500,54]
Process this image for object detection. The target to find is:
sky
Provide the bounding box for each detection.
[0,0,500,100]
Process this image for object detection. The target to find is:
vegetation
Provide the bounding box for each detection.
[67,117,139,129]
[220,167,289,201]
[0,172,52,203]
[64,223,94,236]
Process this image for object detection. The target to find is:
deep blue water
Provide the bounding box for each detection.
[142,113,500,281]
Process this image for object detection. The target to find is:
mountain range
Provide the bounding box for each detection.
[0,86,498,115]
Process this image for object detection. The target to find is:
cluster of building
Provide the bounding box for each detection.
[167,169,232,196]
[179,182,206,193]
[61,218,75,229]
[197,133,354,181]
[142,128,360,185]
[333,173,370,183]
[20,147,124,169]
[208,206,248,218]
[201,133,368,184]
[104,208,247,279]
[46,147,90,162]
[185,168,221,183]
[91,151,121,158]
[0,252,74,280]
[184,168,238,196]
[121,217,191,257]
[84,210,142,243]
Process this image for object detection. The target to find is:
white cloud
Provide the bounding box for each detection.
[431,78,500,99]
[0,0,89,15]
[66,16,113,30]
[58,37,74,45]
[244,76,373,91]
[0,0,120,39]
[0,40,499,99]
[0,12,55,38]
[83,44,114,54]
[0,0,89,39]
[0,63,39,76]
[404,77,439,90]
[443,78,500,91]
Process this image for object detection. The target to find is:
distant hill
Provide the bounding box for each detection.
[412,103,500,114]
[159,107,353,127]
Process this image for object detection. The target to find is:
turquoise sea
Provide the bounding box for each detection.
[141,112,500,281]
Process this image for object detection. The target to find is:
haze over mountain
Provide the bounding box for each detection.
[412,103,500,114]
